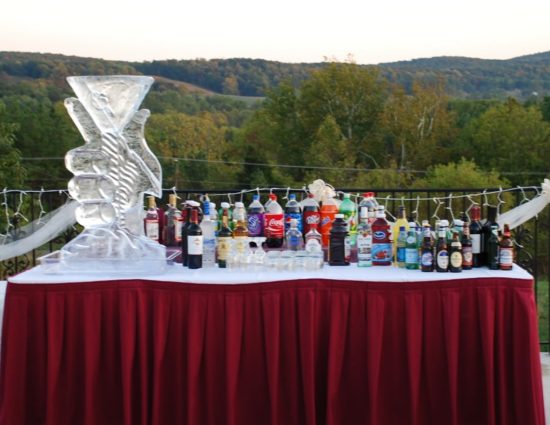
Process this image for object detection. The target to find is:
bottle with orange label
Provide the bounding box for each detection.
[320,196,339,247]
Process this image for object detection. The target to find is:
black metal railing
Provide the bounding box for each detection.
[1,187,548,349]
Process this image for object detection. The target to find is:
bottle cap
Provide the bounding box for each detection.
[400,226,406,231]
[344,193,350,198]
[210,202,216,210]
[439,219,449,227]
[221,202,230,209]
[203,201,210,215]
[453,219,464,226]
[252,194,259,201]
[235,202,244,208]
[289,194,296,200]
[408,222,416,228]
[335,214,344,219]
[269,194,277,200]
[187,200,200,207]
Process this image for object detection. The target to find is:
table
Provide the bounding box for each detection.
[0,265,545,425]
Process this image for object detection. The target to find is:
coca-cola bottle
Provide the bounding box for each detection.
[284,194,302,233]
[247,194,265,237]
[302,193,320,237]
[264,195,284,248]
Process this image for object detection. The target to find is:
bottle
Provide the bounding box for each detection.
[435,225,449,272]
[357,207,372,267]
[339,193,357,245]
[420,225,434,272]
[200,200,216,267]
[217,205,232,268]
[305,222,322,252]
[396,226,407,268]
[329,214,349,266]
[302,193,321,236]
[320,196,339,247]
[264,194,285,248]
[247,195,265,237]
[286,219,304,251]
[449,232,463,273]
[487,224,500,270]
[392,206,410,261]
[182,201,199,267]
[218,202,234,232]
[209,202,219,235]
[499,224,514,271]
[405,229,419,270]
[461,221,473,270]
[358,192,377,224]
[483,206,498,266]
[232,201,249,254]
[187,209,203,269]
[144,196,160,242]
[469,205,483,268]
[164,194,183,247]
[371,206,392,266]
[284,194,302,234]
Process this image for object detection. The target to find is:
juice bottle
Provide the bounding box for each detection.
[371,206,392,266]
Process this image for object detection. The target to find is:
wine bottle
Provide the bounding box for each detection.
[187,209,203,269]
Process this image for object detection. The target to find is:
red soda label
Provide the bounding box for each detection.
[265,213,284,237]
[303,211,320,234]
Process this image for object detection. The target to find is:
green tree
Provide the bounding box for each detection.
[0,101,26,187]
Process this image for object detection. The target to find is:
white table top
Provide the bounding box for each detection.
[8,264,533,285]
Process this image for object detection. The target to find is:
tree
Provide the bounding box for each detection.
[0,100,26,187]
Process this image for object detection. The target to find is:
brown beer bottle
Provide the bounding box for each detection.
[499,224,514,270]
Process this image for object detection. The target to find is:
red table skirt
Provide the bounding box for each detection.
[0,277,545,425]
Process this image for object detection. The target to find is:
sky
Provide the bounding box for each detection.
[0,0,549,64]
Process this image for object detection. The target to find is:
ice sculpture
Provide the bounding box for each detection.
[40,76,166,273]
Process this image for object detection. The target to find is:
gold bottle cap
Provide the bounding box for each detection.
[168,194,177,207]
[147,196,156,208]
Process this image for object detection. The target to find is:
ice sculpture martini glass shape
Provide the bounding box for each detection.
[41,76,166,273]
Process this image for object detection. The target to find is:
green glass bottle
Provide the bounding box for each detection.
[405,229,419,269]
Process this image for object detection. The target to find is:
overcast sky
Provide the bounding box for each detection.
[1,0,548,64]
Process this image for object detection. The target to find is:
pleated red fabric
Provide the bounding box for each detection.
[0,277,545,425]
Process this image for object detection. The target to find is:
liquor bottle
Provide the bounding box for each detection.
[218,202,234,232]
[164,194,183,247]
[435,225,449,272]
[392,206,410,260]
[483,206,498,266]
[405,229,419,270]
[396,226,407,268]
[247,194,265,237]
[217,206,232,268]
[286,219,303,251]
[357,207,372,267]
[329,214,350,266]
[302,193,321,237]
[358,192,377,224]
[487,225,500,270]
[461,220,473,270]
[209,202,219,235]
[187,209,203,269]
[339,193,357,246]
[264,195,284,248]
[200,200,216,267]
[233,201,249,254]
[420,225,434,272]
[469,204,483,267]
[371,206,392,266]
[305,222,322,252]
[449,232,463,273]
[144,195,160,242]
[284,194,302,233]
[499,224,514,270]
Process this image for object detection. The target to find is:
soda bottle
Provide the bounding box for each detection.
[187,209,203,269]
[487,225,500,270]
[164,194,183,247]
[499,224,514,270]
[217,205,232,268]
[247,194,265,237]
[469,204,483,267]
[284,194,302,234]
[302,193,320,236]
[264,194,285,248]
[329,214,350,266]
[405,229,419,270]
[200,200,216,267]
[339,193,357,246]
[371,206,392,266]
[357,207,372,267]
[396,226,407,268]
[305,222,322,252]
[144,195,160,242]
[232,201,249,254]
[449,232,463,273]
[286,219,303,251]
[320,196,339,247]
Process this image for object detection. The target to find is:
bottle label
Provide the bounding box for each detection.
[175,220,183,243]
[320,212,336,235]
[217,238,230,261]
[345,236,351,261]
[234,236,248,253]
[357,235,372,261]
[343,212,357,233]
[248,213,264,237]
[265,213,284,237]
[397,247,406,263]
[421,252,433,267]
[285,213,302,233]
[462,247,473,266]
[303,211,320,234]
[372,243,392,263]
[287,234,302,250]
[437,251,449,269]
[405,248,418,264]
[471,234,481,254]
[187,235,203,255]
[145,220,159,241]
[500,248,514,266]
[450,252,463,268]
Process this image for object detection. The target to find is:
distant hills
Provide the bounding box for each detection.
[1,50,549,100]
